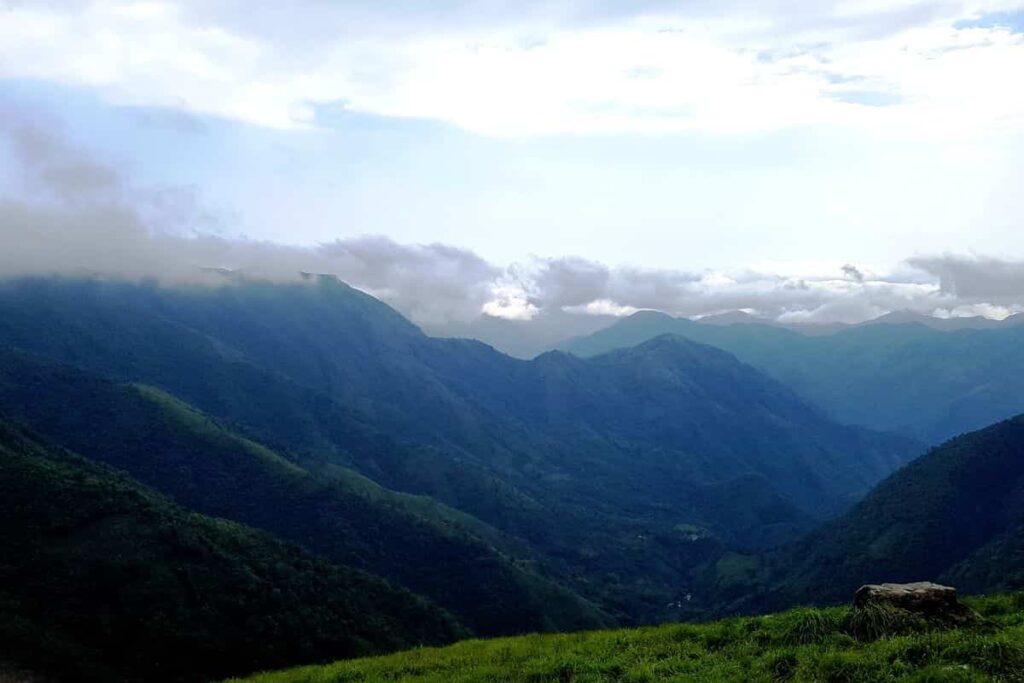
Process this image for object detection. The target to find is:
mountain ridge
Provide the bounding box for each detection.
[0,418,464,683]
[561,310,1024,443]
[0,275,921,623]
[734,413,1024,614]
[0,345,608,636]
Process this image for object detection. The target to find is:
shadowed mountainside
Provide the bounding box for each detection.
[0,276,919,622]
[721,414,1024,614]
[0,420,463,683]
[0,347,608,636]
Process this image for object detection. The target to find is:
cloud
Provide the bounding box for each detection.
[2,108,218,236]
[1,1,1022,136]
[3,118,1023,331]
[519,257,611,309]
[5,186,1024,328]
[0,192,502,325]
[604,267,707,312]
[10,125,120,200]
[491,254,1023,324]
[907,254,1024,301]
[842,263,866,282]
[0,120,501,325]
[317,237,500,324]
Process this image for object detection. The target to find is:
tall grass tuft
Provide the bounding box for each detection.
[779,607,844,645]
[845,602,931,641]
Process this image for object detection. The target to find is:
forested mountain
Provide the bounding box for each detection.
[0,420,462,683]
[725,414,1024,613]
[562,310,1024,443]
[0,347,608,636]
[0,276,918,622]
[5,275,1024,682]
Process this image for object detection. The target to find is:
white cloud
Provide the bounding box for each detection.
[2,78,1023,331]
[0,119,499,325]
[566,299,640,317]
[3,177,1022,328]
[1,1,1022,137]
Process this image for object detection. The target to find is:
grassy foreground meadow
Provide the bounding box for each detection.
[232,593,1024,683]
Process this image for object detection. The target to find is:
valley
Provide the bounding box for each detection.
[1,276,1022,682]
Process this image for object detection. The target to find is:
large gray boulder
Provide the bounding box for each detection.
[853,582,980,624]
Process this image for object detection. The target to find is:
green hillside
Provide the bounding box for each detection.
[0,420,462,683]
[0,347,608,636]
[751,414,1024,612]
[231,592,1024,683]
[0,277,918,623]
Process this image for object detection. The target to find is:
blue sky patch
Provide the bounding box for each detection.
[954,11,1024,33]
[828,90,903,107]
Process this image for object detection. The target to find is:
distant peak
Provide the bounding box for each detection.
[873,310,925,321]
[533,348,573,362]
[626,309,675,322]
[619,333,711,358]
[696,310,763,325]
[860,309,1020,331]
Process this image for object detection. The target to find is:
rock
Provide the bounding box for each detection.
[853,582,980,624]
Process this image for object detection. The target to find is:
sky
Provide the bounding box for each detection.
[1,0,1023,342]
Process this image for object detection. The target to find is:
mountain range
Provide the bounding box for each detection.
[0,419,462,683]
[0,276,916,624]
[562,309,1024,443]
[709,413,1024,614]
[3,275,1024,680]
[0,346,607,637]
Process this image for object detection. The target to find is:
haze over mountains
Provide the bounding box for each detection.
[442,308,1024,359]
[2,273,1024,680]
[0,276,917,615]
[562,309,1024,444]
[4,2,1024,680]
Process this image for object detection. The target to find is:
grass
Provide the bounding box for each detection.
[230,593,1024,683]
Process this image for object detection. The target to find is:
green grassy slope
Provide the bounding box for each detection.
[0,420,463,683]
[231,593,1024,683]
